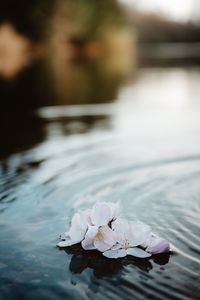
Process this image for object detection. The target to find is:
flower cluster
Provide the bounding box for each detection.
[57,202,170,259]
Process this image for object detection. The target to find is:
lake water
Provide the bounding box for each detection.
[0,66,200,299]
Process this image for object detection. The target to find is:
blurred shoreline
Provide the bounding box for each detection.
[138,42,200,66]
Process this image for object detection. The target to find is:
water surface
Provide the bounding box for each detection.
[0,67,200,300]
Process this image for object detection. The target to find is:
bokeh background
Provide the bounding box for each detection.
[0,0,200,156]
[0,1,200,300]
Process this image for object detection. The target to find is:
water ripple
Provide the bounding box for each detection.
[1,107,200,300]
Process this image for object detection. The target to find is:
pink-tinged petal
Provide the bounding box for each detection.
[100,226,116,246]
[81,236,95,250]
[146,237,170,254]
[103,249,127,259]
[91,202,112,226]
[126,247,151,258]
[57,238,78,247]
[128,222,151,247]
[140,233,154,249]
[94,239,113,252]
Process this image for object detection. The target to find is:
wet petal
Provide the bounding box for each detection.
[91,202,112,226]
[146,236,170,254]
[103,249,127,259]
[126,247,151,258]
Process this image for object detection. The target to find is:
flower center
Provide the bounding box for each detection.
[95,229,104,241]
[123,239,129,249]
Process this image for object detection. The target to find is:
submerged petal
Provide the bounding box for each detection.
[126,247,151,258]
[146,236,170,254]
[103,249,127,259]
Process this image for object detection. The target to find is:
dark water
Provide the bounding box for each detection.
[0,66,200,300]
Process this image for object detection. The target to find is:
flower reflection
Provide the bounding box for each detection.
[60,244,171,278]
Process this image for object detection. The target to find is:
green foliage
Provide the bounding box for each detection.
[61,0,126,41]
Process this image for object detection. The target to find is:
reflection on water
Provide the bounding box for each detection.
[0,53,130,158]
[0,66,200,299]
[63,244,170,278]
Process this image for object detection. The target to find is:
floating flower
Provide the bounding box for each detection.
[81,201,119,251]
[103,218,152,259]
[57,201,170,260]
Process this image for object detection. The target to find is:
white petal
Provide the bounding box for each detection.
[140,233,154,249]
[57,238,78,247]
[91,202,112,226]
[112,218,130,244]
[103,249,127,259]
[128,222,151,247]
[126,247,151,258]
[81,236,95,250]
[80,209,92,229]
[92,225,116,252]
[68,211,90,242]
[100,225,116,246]
[109,202,120,220]
[94,239,112,252]
[85,225,99,239]
[146,236,170,254]
[112,218,129,232]
[81,225,99,250]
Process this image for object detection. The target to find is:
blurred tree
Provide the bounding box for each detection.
[0,0,55,41]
